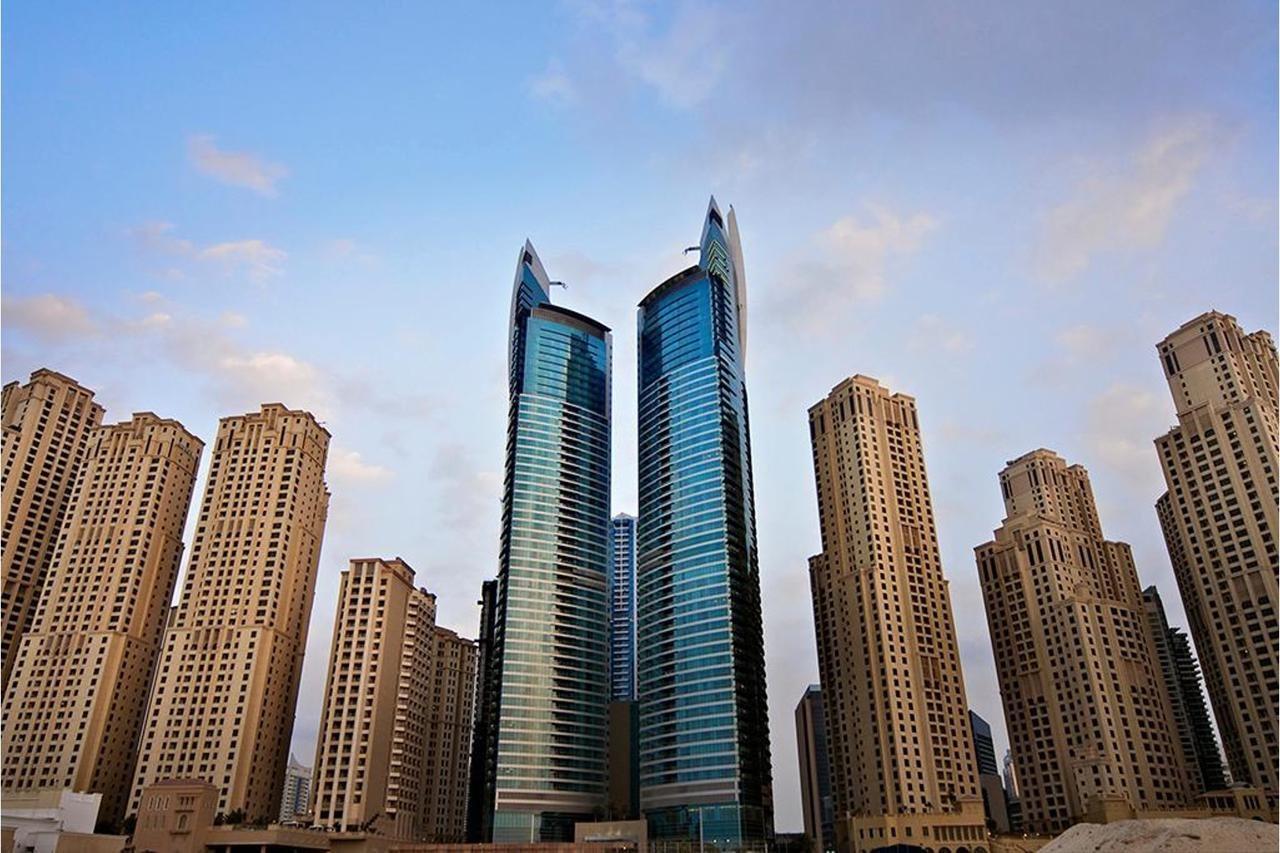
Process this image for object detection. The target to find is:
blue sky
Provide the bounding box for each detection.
[3,0,1276,831]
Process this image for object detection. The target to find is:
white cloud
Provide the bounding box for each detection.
[528,58,577,105]
[1055,323,1113,359]
[773,205,938,335]
[328,448,393,485]
[2,294,97,342]
[429,443,501,533]
[909,313,973,355]
[1035,118,1218,282]
[569,0,727,108]
[617,3,725,108]
[212,352,332,414]
[1083,382,1169,495]
[198,239,287,281]
[128,221,194,255]
[820,207,939,301]
[187,134,288,197]
[129,222,287,282]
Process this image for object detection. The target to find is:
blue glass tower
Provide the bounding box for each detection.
[609,513,638,702]
[636,199,773,848]
[483,241,612,843]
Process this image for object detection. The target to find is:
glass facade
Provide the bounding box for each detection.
[609,513,638,702]
[484,242,612,843]
[636,200,773,849]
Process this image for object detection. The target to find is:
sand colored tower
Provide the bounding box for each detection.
[421,626,477,843]
[975,450,1193,834]
[311,558,437,839]
[2,369,104,687]
[2,413,202,825]
[129,404,330,821]
[807,375,985,853]
[1152,310,1278,792]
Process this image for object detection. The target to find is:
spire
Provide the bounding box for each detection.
[508,240,553,380]
[726,205,747,366]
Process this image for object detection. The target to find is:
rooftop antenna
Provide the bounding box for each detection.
[682,246,699,254]
[548,280,568,289]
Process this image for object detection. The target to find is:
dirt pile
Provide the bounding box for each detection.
[1041,817,1276,853]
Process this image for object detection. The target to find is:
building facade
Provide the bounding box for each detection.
[280,755,312,823]
[969,712,1009,834]
[482,242,612,843]
[129,404,331,822]
[1141,586,1227,794]
[1,369,104,688]
[969,712,999,776]
[2,413,202,825]
[311,558,437,839]
[808,375,985,853]
[421,626,477,843]
[1002,750,1018,801]
[636,199,773,848]
[608,513,637,702]
[466,579,498,842]
[1152,310,1278,792]
[795,686,834,853]
[976,449,1192,834]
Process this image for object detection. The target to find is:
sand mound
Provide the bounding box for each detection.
[1040,817,1276,853]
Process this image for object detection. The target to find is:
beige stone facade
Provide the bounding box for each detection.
[133,780,220,853]
[2,370,104,688]
[2,414,202,825]
[129,405,331,822]
[420,627,476,844]
[311,558,437,840]
[807,375,986,853]
[975,450,1193,835]
[1152,311,1278,793]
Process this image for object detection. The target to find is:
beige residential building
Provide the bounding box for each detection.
[1153,310,1278,792]
[2,369,104,687]
[311,558,437,840]
[975,450,1193,834]
[2,413,203,825]
[421,627,477,844]
[807,375,986,853]
[129,404,331,822]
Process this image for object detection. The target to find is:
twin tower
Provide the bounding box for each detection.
[472,199,773,847]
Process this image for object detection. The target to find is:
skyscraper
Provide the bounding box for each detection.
[466,579,498,843]
[129,404,330,821]
[280,754,312,823]
[2,369,104,688]
[808,375,985,852]
[311,558,437,839]
[422,626,478,843]
[2,413,201,825]
[976,449,1192,834]
[969,712,999,777]
[795,686,834,853]
[969,711,1010,834]
[609,513,637,702]
[1002,750,1019,802]
[637,199,772,848]
[482,242,612,843]
[1142,586,1227,793]
[1002,750,1022,833]
[1153,310,1278,792]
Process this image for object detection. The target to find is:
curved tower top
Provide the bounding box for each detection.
[699,196,748,367]
[508,239,552,390]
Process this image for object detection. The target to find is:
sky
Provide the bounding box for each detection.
[2,0,1276,833]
